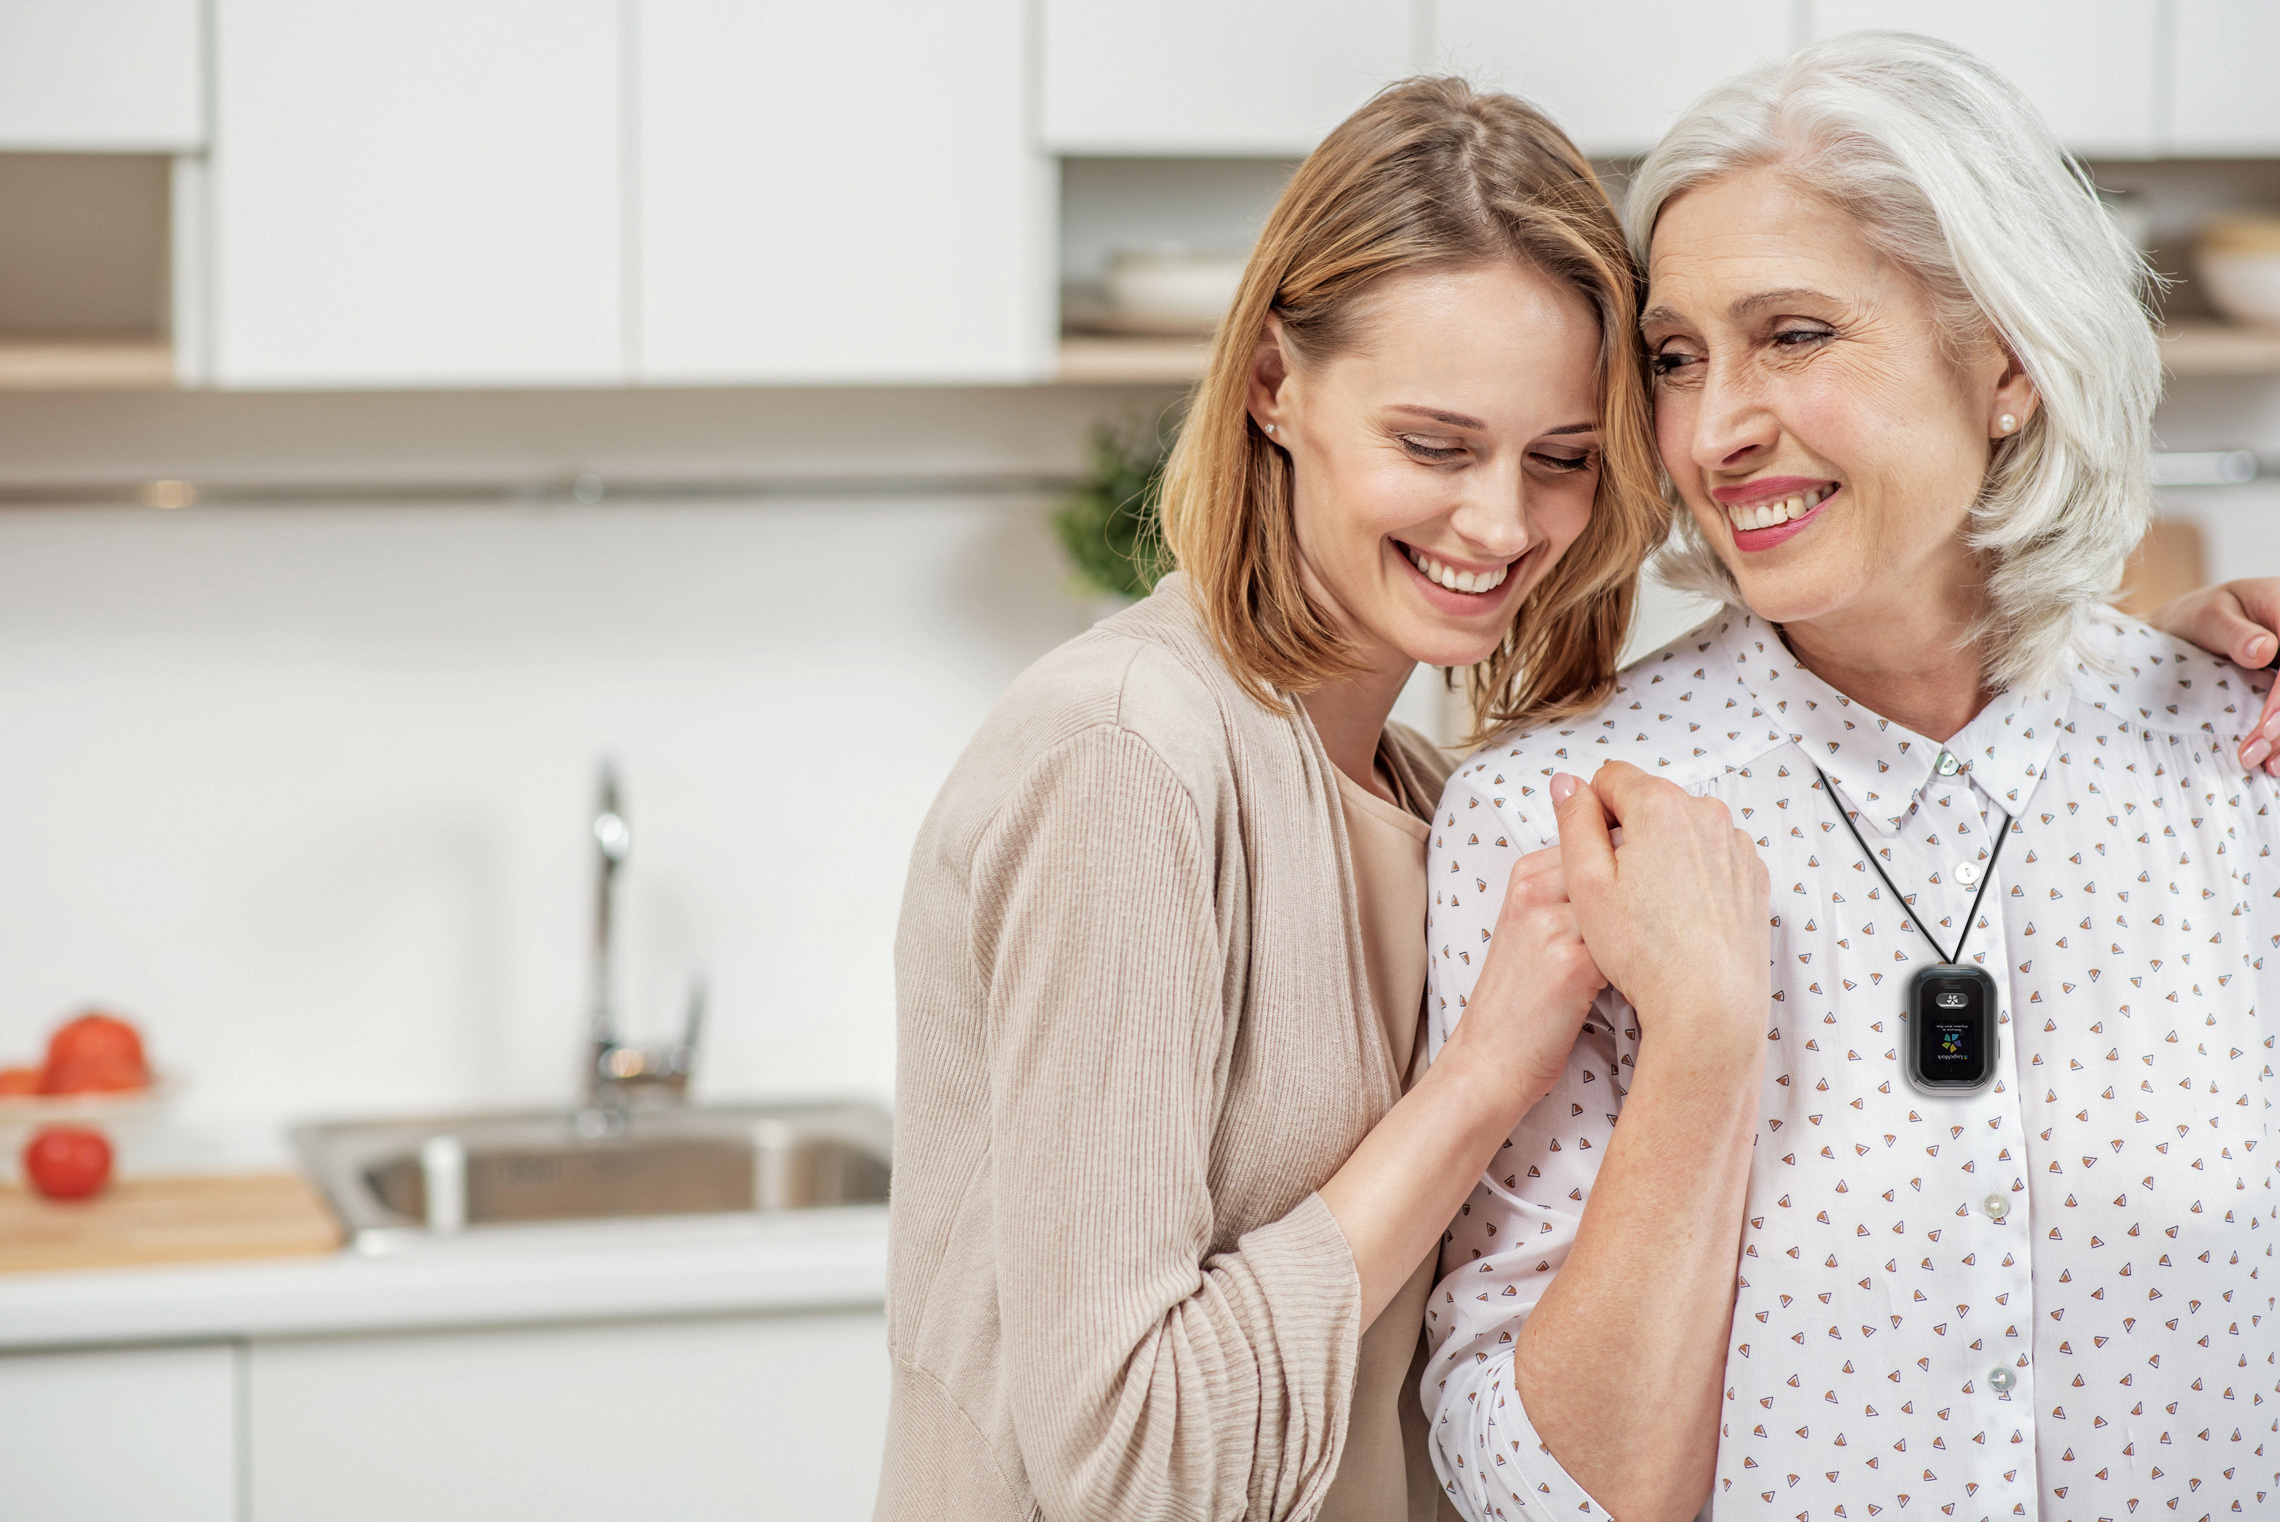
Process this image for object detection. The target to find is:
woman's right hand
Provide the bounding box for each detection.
[1551,761,1771,1047]
[1440,842,1609,1115]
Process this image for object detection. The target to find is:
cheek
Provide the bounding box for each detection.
[1296,448,1432,554]
[1540,476,1597,551]
[1653,390,1700,492]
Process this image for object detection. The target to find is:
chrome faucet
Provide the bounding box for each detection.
[577,766,703,1135]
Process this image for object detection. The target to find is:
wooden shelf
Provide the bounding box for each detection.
[2163,319,2280,378]
[1055,333,1209,386]
[0,338,175,390]
[1061,323,2280,386]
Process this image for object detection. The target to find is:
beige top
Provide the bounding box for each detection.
[879,574,1454,1522]
[1318,751,1456,1522]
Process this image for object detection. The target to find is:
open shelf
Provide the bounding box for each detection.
[1054,333,1210,386]
[2163,319,2280,377]
[0,337,174,390]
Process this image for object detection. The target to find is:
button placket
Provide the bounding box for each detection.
[1964,880,2036,1508]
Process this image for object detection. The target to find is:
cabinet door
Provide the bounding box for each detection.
[249,1311,889,1522]
[637,0,1049,383]
[0,0,204,150]
[2170,0,2280,154]
[209,0,624,387]
[1042,0,1413,156]
[0,1343,239,1521]
[1432,1,1794,157]
[1808,1,2162,156]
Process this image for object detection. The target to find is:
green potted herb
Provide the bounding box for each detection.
[1052,417,1176,604]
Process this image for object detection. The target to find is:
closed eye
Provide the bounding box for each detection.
[1399,435,1465,462]
[1532,450,1593,473]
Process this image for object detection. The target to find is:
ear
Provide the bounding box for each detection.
[1988,343,2039,441]
[1246,315,1295,439]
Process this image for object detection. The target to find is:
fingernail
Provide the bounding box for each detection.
[2260,710,2280,741]
[1550,773,1579,804]
[2244,737,2272,769]
[2255,635,2278,666]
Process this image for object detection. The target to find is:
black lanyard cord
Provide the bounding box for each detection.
[1813,765,2013,967]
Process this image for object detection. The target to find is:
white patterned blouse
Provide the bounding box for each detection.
[1420,609,2278,1522]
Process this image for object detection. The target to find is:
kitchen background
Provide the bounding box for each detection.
[4,3,2280,1519]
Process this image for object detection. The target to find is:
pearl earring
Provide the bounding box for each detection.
[1998,413,2017,433]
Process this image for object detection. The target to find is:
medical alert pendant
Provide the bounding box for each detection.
[1907,962,1997,1092]
[1815,764,2013,1099]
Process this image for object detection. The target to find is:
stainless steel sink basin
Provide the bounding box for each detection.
[293,1100,891,1252]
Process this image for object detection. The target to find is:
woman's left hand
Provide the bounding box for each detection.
[2153,579,2280,773]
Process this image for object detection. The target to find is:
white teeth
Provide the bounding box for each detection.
[1405,545,1509,595]
[1726,485,1832,533]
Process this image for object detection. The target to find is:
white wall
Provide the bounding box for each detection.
[0,493,1094,1167]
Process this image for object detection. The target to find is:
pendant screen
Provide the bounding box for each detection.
[1908,964,1996,1092]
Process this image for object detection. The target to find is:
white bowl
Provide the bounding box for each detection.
[1103,248,1246,331]
[0,1072,181,1183]
[2202,247,2280,327]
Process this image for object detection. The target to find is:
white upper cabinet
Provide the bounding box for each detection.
[637,0,1049,383]
[1042,0,1414,157]
[1431,1,1793,158]
[209,0,624,388]
[1808,1,2162,157]
[2169,1,2280,154]
[0,0,204,151]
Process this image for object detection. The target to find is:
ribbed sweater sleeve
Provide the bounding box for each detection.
[972,723,1363,1522]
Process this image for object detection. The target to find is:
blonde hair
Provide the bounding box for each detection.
[1627,31,2161,689]
[1158,76,1667,735]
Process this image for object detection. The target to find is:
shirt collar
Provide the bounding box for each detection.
[1708,612,2067,837]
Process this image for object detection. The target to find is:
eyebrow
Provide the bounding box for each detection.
[1389,405,1597,437]
[1640,287,1840,330]
[1389,404,1489,430]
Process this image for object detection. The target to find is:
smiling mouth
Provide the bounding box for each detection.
[1402,543,1514,596]
[1723,484,1835,534]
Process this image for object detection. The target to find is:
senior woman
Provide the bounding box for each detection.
[1421,32,2277,1522]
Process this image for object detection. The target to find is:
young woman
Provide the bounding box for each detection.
[881,70,2280,1522]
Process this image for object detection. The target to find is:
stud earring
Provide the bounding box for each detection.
[1262,422,1277,435]
[1998,413,2018,433]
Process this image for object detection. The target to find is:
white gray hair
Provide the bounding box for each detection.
[1625,29,2161,690]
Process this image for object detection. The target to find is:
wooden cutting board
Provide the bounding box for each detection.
[0,1172,343,1274]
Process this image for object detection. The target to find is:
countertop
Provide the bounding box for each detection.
[0,1203,888,1352]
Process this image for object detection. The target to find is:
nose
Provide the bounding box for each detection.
[1446,453,1535,561]
[1686,354,1780,475]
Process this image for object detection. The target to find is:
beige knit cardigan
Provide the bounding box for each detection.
[879,573,1452,1522]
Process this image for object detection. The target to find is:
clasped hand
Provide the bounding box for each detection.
[1448,762,1772,1113]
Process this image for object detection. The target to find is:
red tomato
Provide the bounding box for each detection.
[24,1126,112,1200]
[40,1013,149,1095]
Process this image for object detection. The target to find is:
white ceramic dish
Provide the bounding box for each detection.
[2203,248,2280,327]
[1102,247,1245,331]
[2199,216,2280,328]
[0,1072,181,1182]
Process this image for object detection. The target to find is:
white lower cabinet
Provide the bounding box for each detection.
[0,1343,241,1522]
[246,1310,890,1522]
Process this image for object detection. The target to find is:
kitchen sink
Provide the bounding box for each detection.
[293,1100,891,1253]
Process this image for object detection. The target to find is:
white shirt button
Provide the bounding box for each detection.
[1988,1366,2017,1393]
[1955,860,1981,886]
[1983,1193,2009,1220]
[1935,750,1961,776]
